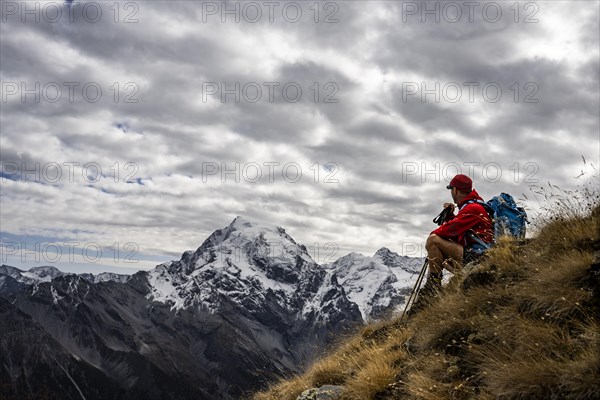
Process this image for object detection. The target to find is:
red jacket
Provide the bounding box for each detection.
[431,189,494,247]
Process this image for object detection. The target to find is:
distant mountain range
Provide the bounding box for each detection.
[0,264,129,293]
[0,216,424,400]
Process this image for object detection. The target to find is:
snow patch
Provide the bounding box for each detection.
[50,285,63,305]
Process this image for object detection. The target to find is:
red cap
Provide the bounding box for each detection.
[446,174,472,192]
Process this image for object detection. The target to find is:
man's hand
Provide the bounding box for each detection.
[443,203,456,213]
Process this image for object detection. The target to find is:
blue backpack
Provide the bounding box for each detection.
[462,193,529,261]
[486,193,529,240]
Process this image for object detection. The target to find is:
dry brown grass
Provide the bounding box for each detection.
[477,338,600,400]
[252,199,600,400]
[252,374,312,400]
[342,350,397,399]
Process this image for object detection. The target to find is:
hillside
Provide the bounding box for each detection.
[252,203,600,400]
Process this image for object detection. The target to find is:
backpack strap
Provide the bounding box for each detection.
[460,199,495,219]
[465,230,492,249]
[460,199,482,210]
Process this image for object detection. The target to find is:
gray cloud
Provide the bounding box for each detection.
[1,1,598,272]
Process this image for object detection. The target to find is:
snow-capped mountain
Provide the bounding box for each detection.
[142,216,362,324]
[325,247,425,320]
[0,264,129,293]
[21,265,66,282]
[80,271,131,284]
[0,265,65,286]
[144,216,317,310]
[0,217,423,400]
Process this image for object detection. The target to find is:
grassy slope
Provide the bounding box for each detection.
[252,205,600,400]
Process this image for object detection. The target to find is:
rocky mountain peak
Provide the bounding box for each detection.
[177,216,314,278]
[374,246,393,257]
[25,265,64,280]
[373,247,423,272]
[230,215,253,227]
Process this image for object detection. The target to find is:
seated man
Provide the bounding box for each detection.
[420,174,494,299]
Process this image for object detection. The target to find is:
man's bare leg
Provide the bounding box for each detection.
[425,234,464,274]
[410,234,463,312]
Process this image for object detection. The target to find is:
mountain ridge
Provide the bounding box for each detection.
[0,216,424,400]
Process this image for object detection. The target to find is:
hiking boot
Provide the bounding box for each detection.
[408,272,442,315]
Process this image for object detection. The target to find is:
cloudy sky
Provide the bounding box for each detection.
[1,0,599,274]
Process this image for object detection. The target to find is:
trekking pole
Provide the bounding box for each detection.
[400,258,428,323]
[399,206,446,323]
